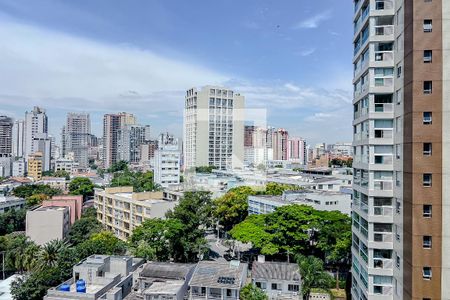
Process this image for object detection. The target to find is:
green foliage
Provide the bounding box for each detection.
[42,170,70,179]
[195,166,217,173]
[107,160,129,173]
[129,191,213,262]
[13,184,61,200]
[25,193,49,207]
[240,284,268,300]
[75,231,126,259]
[214,186,257,231]
[11,267,63,300]
[69,177,94,199]
[66,208,102,246]
[230,204,351,262]
[296,255,334,300]
[330,158,353,168]
[110,170,160,192]
[262,182,299,196]
[0,208,26,235]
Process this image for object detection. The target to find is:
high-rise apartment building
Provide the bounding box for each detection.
[287,137,307,165]
[62,113,91,167]
[184,86,245,170]
[272,129,289,161]
[118,124,149,163]
[24,106,48,159]
[352,1,450,299]
[12,119,25,158]
[0,116,13,156]
[154,133,181,187]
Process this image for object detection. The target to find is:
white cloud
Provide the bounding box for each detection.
[295,48,316,57]
[0,18,229,111]
[293,10,332,29]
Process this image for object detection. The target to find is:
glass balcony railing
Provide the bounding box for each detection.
[373,232,393,242]
[373,258,393,269]
[373,25,394,36]
[374,50,394,62]
[373,102,394,113]
[372,206,393,216]
[374,180,393,191]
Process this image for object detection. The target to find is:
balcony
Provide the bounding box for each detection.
[373,232,393,243]
[372,25,394,37]
[373,285,393,296]
[372,206,393,216]
[373,258,393,269]
[374,50,394,63]
[375,0,394,10]
[374,155,393,165]
[374,180,393,191]
[373,129,393,139]
[373,102,393,113]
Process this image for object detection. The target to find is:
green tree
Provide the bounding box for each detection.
[25,193,49,207]
[107,160,129,173]
[66,209,102,246]
[69,177,94,200]
[240,284,268,300]
[263,182,299,196]
[110,170,160,192]
[12,184,61,199]
[214,186,256,231]
[0,208,26,235]
[75,231,126,259]
[10,267,63,300]
[296,255,334,300]
[195,166,217,173]
[37,240,69,270]
[4,234,37,273]
[54,170,70,180]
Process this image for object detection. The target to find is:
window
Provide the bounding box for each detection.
[423,174,432,187]
[396,255,400,268]
[424,81,432,94]
[256,282,267,289]
[397,66,402,78]
[288,284,299,292]
[271,283,281,290]
[423,204,432,218]
[396,200,401,214]
[424,50,432,63]
[423,112,432,124]
[423,267,432,279]
[226,289,232,297]
[423,143,432,156]
[374,286,383,294]
[423,19,433,32]
[423,236,432,249]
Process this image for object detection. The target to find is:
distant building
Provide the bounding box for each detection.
[287,137,307,165]
[251,260,301,299]
[12,119,25,158]
[62,113,91,168]
[44,255,144,300]
[94,187,178,240]
[0,196,25,214]
[54,157,79,174]
[24,106,50,164]
[128,262,196,300]
[184,86,245,171]
[188,261,248,300]
[248,190,352,215]
[140,140,158,165]
[42,195,83,225]
[154,133,181,188]
[12,158,25,177]
[26,206,71,245]
[272,129,289,161]
[28,152,44,181]
[118,124,149,163]
[0,116,13,157]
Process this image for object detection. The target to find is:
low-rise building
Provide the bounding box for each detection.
[54,157,79,174]
[248,190,351,215]
[127,262,196,300]
[12,158,25,177]
[26,206,70,245]
[28,152,44,181]
[251,260,301,299]
[41,195,83,225]
[188,261,248,300]
[44,255,144,300]
[39,176,69,191]
[0,196,25,214]
[94,187,178,240]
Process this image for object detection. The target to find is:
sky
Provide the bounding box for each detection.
[0,0,354,145]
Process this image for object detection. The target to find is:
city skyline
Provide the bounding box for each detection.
[0,0,354,145]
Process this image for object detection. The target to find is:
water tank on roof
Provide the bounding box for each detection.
[59,284,70,292]
[76,279,86,287]
[76,285,87,293]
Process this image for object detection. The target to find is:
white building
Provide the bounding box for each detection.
[12,158,26,177]
[54,158,79,174]
[184,86,245,171]
[12,119,25,158]
[24,106,48,160]
[62,113,91,168]
[154,133,181,188]
[118,124,149,163]
[26,206,71,245]
[248,190,352,216]
[0,196,25,214]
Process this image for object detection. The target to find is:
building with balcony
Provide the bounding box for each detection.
[352,0,450,299]
[188,261,248,300]
[94,187,177,241]
[183,86,245,171]
[0,196,25,214]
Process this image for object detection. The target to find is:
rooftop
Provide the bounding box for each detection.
[189,261,247,289]
[140,262,195,280]
[143,280,185,295]
[252,261,300,281]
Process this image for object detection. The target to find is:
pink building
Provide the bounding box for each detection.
[288,137,307,165]
[41,195,83,225]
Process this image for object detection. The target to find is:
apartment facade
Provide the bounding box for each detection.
[26,206,71,245]
[28,152,44,181]
[62,113,91,168]
[154,133,181,187]
[352,0,450,299]
[183,86,245,171]
[94,187,177,240]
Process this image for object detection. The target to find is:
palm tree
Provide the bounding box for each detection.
[5,234,36,273]
[23,243,41,271]
[37,239,69,270]
[296,254,334,300]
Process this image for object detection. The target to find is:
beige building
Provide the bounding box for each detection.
[184,86,245,171]
[26,206,70,245]
[27,151,43,181]
[94,187,177,240]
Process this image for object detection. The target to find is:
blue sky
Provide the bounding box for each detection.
[0,0,354,145]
